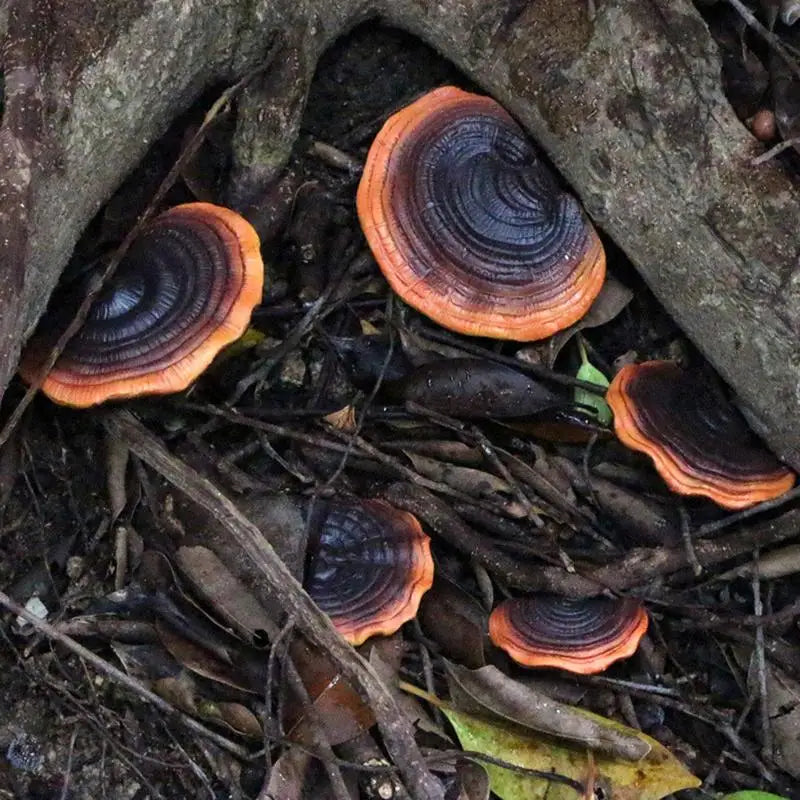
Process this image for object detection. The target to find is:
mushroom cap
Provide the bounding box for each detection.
[19,202,263,407]
[607,361,795,509]
[357,86,605,341]
[489,595,648,674]
[305,499,434,646]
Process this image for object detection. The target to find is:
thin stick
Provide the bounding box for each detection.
[693,485,800,539]
[751,136,800,165]
[678,505,702,577]
[751,555,773,760]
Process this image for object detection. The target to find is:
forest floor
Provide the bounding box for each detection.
[1,16,799,800]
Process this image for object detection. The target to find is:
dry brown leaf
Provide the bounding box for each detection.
[388,439,484,466]
[324,405,358,432]
[286,638,376,747]
[111,642,180,682]
[417,578,488,669]
[544,277,633,366]
[176,546,276,641]
[451,760,490,800]
[156,619,255,693]
[203,701,263,739]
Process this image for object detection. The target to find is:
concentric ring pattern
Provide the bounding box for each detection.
[20,203,263,407]
[357,86,605,340]
[305,499,434,645]
[607,361,795,509]
[489,595,648,673]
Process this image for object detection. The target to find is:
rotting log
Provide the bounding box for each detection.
[3,0,800,468]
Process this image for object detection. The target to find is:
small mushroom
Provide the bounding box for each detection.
[607,361,795,509]
[19,202,263,407]
[489,595,648,674]
[357,86,606,341]
[305,499,434,645]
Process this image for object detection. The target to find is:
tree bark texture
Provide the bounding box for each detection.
[3,0,800,466]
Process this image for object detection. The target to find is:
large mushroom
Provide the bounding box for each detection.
[305,499,434,645]
[607,361,795,509]
[489,595,648,674]
[19,202,263,407]
[357,86,606,341]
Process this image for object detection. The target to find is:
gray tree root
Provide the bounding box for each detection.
[3,0,800,470]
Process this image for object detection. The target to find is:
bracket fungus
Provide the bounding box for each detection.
[357,86,606,340]
[305,499,434,646]
[607,361,795,509]
[19,203,263,407]
[489,595,648,674]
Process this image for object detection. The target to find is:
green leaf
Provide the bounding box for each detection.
[574,339,612,425]
[442,706,700,800]
[721,793,791,800]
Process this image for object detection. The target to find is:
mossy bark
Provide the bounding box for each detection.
[3,0,800,468]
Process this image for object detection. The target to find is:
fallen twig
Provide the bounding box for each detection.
[382,482,603,596]
[751,136,800,165]
[589,508,800,591]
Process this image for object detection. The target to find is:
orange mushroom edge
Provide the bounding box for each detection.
[607,361,795,510]
[19,202,264,407]
[489,595,648,674]
[304,499,434,646]
[356,86,606,341]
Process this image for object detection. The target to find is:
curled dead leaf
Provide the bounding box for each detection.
[324,405,358,432]
[444,662,648,761]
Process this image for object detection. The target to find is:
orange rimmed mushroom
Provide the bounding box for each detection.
[305,499,434,646]
[607,361,795,510]
[19,202,263,407]
[357,86,606,341]
[489,595,648,674]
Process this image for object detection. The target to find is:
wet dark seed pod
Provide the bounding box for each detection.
[327,335,415,394]
[503,406,611,443]
[399,357,563,418]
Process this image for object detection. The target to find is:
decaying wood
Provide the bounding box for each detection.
[2,0,800,470]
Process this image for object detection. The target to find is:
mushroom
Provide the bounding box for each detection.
[357,85,606,341]
[305,499,434,645]
[607,361,795,509]
[489,595,648,674]
[19,202,263,407]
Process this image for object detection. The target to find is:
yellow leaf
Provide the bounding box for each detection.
[443,707,700,800]
[216,326,266,361]
[360,319,381,335]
